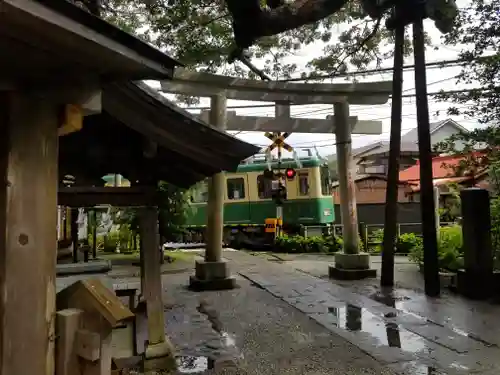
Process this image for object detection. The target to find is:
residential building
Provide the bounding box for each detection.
[331,174,414,204]
[328,119,468,176]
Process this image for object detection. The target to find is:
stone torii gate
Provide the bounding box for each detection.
[160,70,392,281]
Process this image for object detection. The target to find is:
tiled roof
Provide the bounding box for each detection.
[399,153,486,183]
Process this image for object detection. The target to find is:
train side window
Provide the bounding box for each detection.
[257,175,273,199]
[298,172,309,196]
[227,177,246,200]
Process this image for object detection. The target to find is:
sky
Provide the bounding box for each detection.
[147,0,482,159]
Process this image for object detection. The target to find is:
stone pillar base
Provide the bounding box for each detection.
[189,260,237,291]
[329,252,377,280]
[143,341,176,373]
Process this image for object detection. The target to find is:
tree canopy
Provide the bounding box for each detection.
[84,0,432,82]
[434,0,500,178]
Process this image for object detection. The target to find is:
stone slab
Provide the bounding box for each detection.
[56,260,111,276]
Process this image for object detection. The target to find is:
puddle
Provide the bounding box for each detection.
[177,356,214,374]
[327,304,428,353]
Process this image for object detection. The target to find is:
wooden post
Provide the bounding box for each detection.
[413,18,440,297]
[56,309,83,375]
[333,102,359,254]
[0,92,59,375]
[92,210,97,259]
[71,207,79,263]
[381,21,405,287]
[139,206,175,370]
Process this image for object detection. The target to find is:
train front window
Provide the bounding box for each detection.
[320,166,332,196]
[257,175,273,199]
[227,177,246,200]
[298,172,309,196]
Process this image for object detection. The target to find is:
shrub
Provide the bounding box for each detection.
[274,234,343,254]
[408,224,464,271]
[367,229,422,255]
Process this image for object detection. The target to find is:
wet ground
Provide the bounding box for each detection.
[57,250,500,374]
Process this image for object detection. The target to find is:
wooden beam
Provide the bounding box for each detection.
[199,111,383,135]
[0,91,59,375]
[161,68,392,105]
[2,0,175,78]
[58,187,158,207]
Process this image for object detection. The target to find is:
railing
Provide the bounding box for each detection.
[331,222,457,251]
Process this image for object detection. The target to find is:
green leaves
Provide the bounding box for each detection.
[97,0,429,81]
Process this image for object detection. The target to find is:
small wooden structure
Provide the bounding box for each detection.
[56,279,135,375]
[0,1,258,374]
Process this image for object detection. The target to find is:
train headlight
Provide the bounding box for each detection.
[323,209,332,216]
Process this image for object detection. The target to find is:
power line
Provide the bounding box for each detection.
[279,57,466,82]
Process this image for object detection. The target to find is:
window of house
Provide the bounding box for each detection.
[298,172,309,196]
[320,166,332,196]
[257,174,273,199]
[227,178,246,200]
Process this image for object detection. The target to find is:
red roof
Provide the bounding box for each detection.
[399,153,486,182]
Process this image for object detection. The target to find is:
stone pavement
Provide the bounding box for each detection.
[222,250,500,375]
[150,272,396,375]
[57,251,500,374]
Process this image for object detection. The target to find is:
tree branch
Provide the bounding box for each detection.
[225,0,349,50]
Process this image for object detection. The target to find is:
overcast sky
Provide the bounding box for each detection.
[148,0,482,159]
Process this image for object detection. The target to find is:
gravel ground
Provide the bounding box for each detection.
[151,273,398,375]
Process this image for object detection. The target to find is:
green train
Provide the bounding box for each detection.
[183,156,335,245]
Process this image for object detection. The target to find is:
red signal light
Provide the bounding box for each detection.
[285,168,296,180]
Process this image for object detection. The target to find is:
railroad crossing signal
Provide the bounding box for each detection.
[265,132,293,152]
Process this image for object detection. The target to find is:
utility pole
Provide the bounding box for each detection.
[413,14,440,297]
[381,7,405,287]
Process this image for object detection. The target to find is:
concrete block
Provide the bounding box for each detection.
[194,260,229,280]
[329,266,377,280]
[334,252,371,270]
[189,275,237,291]
[143,341,177,373]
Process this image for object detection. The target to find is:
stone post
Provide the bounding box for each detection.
[329,101,376,280]
[139,206,176,371]
[456,188,493,300]
[189,94,236,291]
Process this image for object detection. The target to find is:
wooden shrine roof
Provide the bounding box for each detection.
[0,0,181,88]
[59,82,260,188]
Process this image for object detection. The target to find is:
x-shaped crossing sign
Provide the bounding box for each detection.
[265,132,293,153]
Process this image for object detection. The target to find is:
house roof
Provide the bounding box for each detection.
[399,153,485,182]
[399,153,489,191]
[400,119,468,143]
[1,0,182,86]
[99,82,260,186]
[344,119,467,161]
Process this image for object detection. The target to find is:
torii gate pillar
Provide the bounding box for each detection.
[189,94,237,291]
[329,102,377,280]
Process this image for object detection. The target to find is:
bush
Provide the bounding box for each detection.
[408,224,464,271]
[367,229,422,255]
[274,234,343,254]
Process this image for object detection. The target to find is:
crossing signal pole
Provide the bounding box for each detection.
[264,132,295,237]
